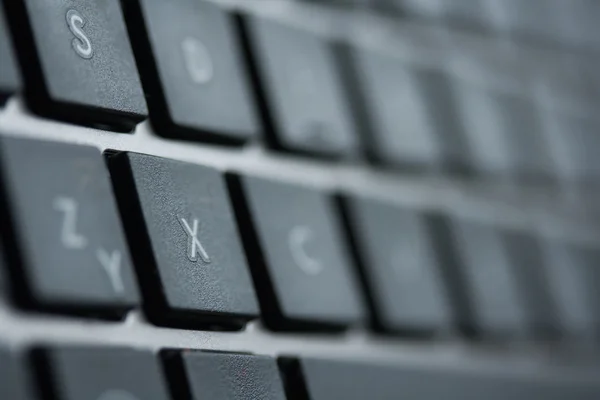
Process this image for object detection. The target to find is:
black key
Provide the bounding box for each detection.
[450,221,529,337]
[335,46,439,168]
[541,239,600,339]
[559,0,600,49]
[5,0,147,130]
[0,5,20,104]
[0,348,32,400]
[229,174,363,330]
[453,74,552,178]
[286,356,600,400]
[168,351,286,400]
[490,0,561,43]
[503,230,560,336]
[110,152,259,328]
[240,16,359,157]
[336,45,468,172]
[123,0,258,143]
[39,346,171,400]
[342,196,452,333]
[0,137,139,314]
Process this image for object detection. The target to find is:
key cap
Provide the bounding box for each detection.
[336,45,468,172]
[541,239,600,339]
[229,174,363,330]
[0,348,33,400]
[335,46,440,168]
[0,137,139,315]
[450,220,529,337]
[5,0,147,130]
[240,16,359,157]
[122,0,258,143]
[559,0,600,49]
[0,5,20,104]
[166,351,286,400]
[342,196,452,334]
[453,75,552,178]
[503,230,560,336]
[109,152,259,328]
[285,356,600,400]
[489,0,561,43]
[38,346,171,400]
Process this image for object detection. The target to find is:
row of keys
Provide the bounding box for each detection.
[1,1,599,181]
[1,136,599,340]
[2,345,600,399]
[372,0,600,50]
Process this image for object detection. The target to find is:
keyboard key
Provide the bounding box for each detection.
[168,351,286,400]
[489,0,561,43]
[559,0,600,49]
[123,0,258,143]
[6,0,147,130]
[450,221,528,337]
[342,196,452,333]
[39,346,171,400]
[0,348,33,400]
[503,231,560,336]
[110,152,259,328]
[336,46,441,168]
[286,356,600,400]
[0,5,20,104]
[230,174,363,330]
[541,240,600,339]
[0,137,139,314]
[240,16,359,157]
[453,76,552,178]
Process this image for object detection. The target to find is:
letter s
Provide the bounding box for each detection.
[66,9,93,59]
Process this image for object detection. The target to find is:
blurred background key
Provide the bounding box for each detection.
[336,45,447,170]
[342,196,453,334]
[240,16,360,158]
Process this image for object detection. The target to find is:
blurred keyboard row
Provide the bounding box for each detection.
[313,0,600,51]
[4,345,600,400]
[0,136,599,342]
[1,0,600,182]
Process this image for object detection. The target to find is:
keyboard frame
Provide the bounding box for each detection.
[1,0,600,386]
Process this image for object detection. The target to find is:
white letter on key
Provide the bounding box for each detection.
[96,248,124,295]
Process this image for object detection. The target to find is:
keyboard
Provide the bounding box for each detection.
[1,0,600,398]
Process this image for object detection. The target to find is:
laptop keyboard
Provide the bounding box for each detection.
[1,0,600,399]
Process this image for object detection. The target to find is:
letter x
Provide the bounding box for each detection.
[179,216,211,263]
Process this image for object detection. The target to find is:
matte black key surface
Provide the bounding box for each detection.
[343,197,452,333]
[232,175,363,329]
[0,137,139,312]
[0,349,32,400]
[7,0,147,129]
[293,357,600,400]
[123,0,258,142]
[242,17,359,157]
[0,5,20,103]
[111,153,259,327]
[450,221,528,336]
[177,351,286,400]
[42,347,171,400]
